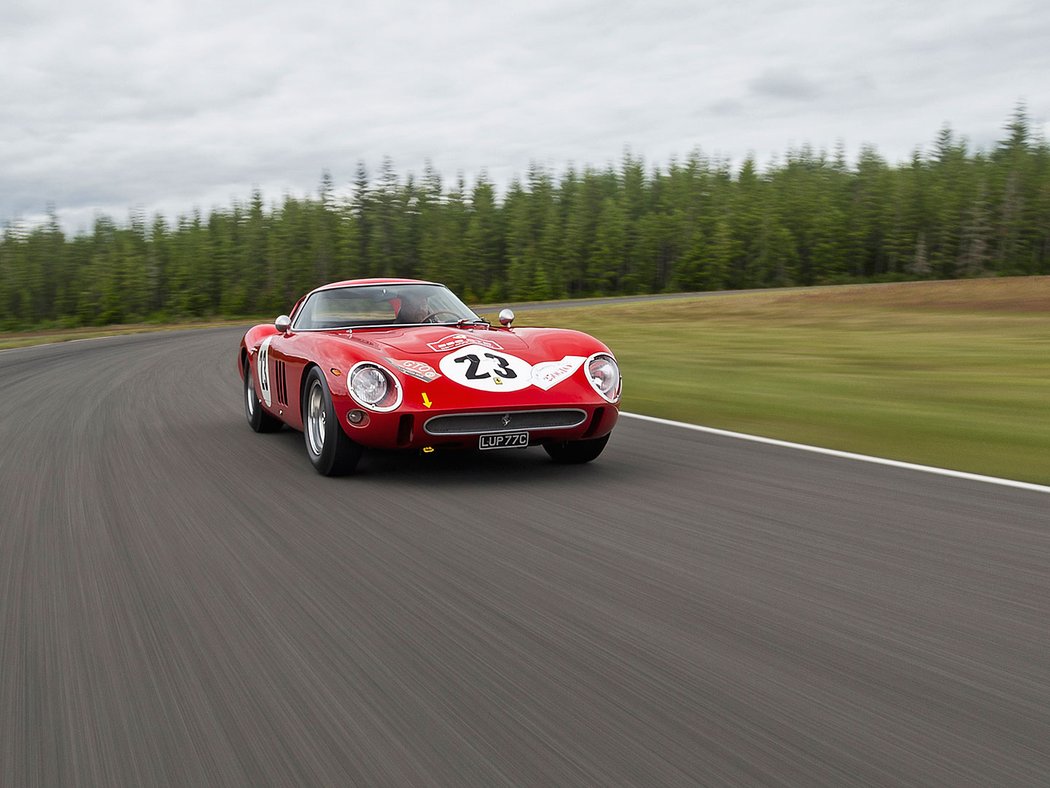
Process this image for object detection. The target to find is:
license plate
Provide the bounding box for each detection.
[479,431,529,450]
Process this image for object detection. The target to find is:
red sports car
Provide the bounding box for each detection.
[238,279,621,475]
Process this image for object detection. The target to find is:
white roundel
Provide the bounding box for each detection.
[438,345,533,392]
[257,337,273,407]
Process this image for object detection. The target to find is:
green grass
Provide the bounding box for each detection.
[502,278,1050,485]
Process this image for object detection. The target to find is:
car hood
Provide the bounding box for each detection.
[344,326,532,356]
[311,324,615,402]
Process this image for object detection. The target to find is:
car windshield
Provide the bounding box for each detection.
[292,283,479,330]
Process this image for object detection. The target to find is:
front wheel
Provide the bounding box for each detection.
[543,434,610,464]
[303,367,362,476]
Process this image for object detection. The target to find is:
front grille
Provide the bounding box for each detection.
[424,409,587,436]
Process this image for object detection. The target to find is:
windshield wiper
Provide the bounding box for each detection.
[455,317,490,328]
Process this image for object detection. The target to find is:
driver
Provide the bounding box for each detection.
[397,289,430,323]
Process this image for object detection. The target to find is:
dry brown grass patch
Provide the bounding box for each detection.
[765,276,1050,314]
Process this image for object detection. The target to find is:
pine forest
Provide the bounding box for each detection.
[1,108,1048,330]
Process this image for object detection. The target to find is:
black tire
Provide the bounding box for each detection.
[543,433,610,464]
[244,357,282,433]
[302,367,362,476]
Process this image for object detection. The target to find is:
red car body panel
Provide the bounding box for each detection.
[238,279,621,453]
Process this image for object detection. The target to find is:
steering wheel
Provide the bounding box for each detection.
[421,309,461,323]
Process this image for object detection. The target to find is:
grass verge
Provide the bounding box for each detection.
[502,277,1050,485]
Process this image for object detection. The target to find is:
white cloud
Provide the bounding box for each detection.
[2,0,1049,231]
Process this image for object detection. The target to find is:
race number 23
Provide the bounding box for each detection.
[454,352,518,381]
[439,346,533,392]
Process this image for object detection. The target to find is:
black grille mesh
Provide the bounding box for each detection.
[424,409,586,436]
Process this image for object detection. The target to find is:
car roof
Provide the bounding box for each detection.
[309,278,441,295]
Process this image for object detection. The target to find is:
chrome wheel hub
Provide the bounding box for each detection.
[307,382,326,456]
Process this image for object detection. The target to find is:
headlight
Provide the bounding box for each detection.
[348,362,402,411]
[586,353,621,402]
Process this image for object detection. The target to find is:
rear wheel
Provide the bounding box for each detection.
[303,367,362,476]
[543,434,610,464]
[244,357,282,433]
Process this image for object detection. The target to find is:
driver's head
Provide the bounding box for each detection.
[398,290,428,322]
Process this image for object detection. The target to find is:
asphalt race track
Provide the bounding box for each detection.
[2,328,1049,786]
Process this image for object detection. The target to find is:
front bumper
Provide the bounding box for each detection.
[332,400,619,450]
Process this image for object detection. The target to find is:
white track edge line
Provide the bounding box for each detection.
[0,333,152,354]
[621,412,1050,495]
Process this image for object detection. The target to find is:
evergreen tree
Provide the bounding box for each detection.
[588,197,626,294]
[464,173,504,301]
[3,106,1049,330]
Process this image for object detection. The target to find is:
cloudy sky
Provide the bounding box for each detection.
[3,0,1048,232]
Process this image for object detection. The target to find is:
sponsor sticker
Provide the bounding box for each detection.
[385,357,442,383]
[530,355,586,391]
[426,333,504,353]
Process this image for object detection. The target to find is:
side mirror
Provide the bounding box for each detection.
[498,308,515,327]
[275,315,291,334]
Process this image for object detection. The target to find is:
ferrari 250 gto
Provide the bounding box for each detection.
[238,279,621,475]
